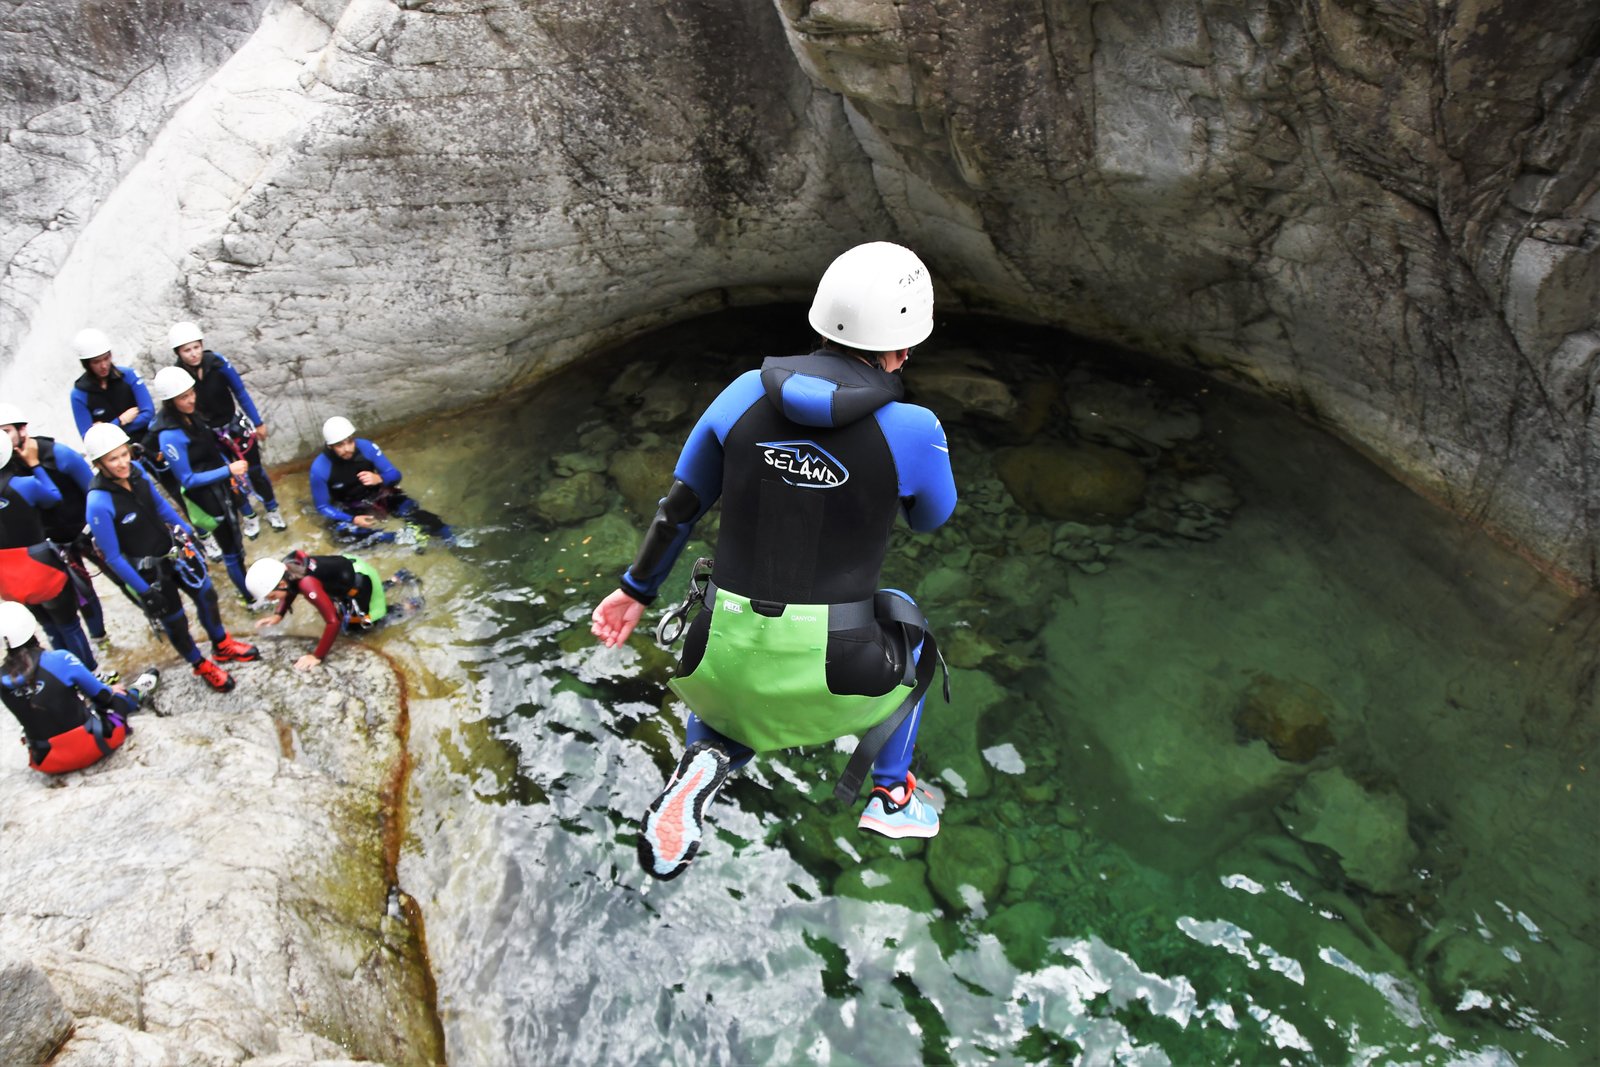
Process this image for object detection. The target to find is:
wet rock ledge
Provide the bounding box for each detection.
[0,642,440,1066]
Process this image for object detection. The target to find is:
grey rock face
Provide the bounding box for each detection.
[0,644,438,1065]
[0,958,73,1065]
[2,1,1595,586]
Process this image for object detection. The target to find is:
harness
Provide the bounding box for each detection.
[129,526,209,589]
[659,558,948,803]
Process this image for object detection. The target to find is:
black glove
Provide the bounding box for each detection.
[138,582,167,620]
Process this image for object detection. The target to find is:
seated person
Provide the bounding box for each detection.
[248,551,393,671]
[0,601,158,775]
[308,416,452,547]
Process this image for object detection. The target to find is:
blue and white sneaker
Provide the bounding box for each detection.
[858,773,941,839]
[639,741,732,881]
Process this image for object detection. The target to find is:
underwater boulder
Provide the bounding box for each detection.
[1235,672,1338,763]
[995,443,1147,522]
[608,446,682,518]
[927,824,1008,912]
[1277,768,1419,896]
[834,858,938,913]
[534,470,610,524]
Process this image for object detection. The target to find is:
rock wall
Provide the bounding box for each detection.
[1,0,1595,586]
[0,643,440,1065]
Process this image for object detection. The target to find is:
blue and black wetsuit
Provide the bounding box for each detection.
[86,466,226,665]
[176,350,278,515]
[9,437,112,641]
[70,366,154,437]
[2,648,135,773]
[621,348,957,787]
[0,461,97,667]
[308,439,451,545]
[153,407,250,597]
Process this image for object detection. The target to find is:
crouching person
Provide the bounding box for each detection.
[247,550,390,671]
[81,424,257,693]
[1,601,158,774]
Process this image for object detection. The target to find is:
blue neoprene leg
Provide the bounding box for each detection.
[685,713,755,771]
[872,588,928,789]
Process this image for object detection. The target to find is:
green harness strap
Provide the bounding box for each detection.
[668,588,910,753]
[181,492,220,534]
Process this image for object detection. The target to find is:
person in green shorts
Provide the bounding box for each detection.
[591,242,959,880]
[246,550,390,671]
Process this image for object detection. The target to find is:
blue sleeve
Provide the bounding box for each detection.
[12,466,62,508]
[145,466,191,532]
[308,453,349,523]
[619,371,760,599]
[213,353,262,424]
[161,428,230,491]
[53,445,96,494]
[358,440,401,486]
[87,490,148,594]
[875,402,957,532]
[43,651,110,703]
[123,368,155,435]
[70,388,94,436]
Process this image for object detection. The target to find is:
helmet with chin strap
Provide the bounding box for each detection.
[246,558,288,602]
[807,242,934,352]
[0,601,38,651]
[72,328,113,362]
[151,366,198,403]
[323,416,356,446]
[168,321,204,350]
[82,422,130,462]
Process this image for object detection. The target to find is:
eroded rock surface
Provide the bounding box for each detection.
[1,0,1594,590]
[0,642,438,1066]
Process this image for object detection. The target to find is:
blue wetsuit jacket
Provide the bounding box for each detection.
[179,350,263,428]
[70,366,154,436]
[86,466,192,595]
[308,440,402,524]
[621,349,957,605]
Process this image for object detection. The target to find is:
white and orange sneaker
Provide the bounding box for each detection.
[858,772,941,839]
[638,742,732,881]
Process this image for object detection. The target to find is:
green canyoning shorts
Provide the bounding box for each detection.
[667,587,912,753]
[348,555,387,624]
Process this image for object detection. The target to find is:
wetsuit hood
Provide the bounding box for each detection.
[759,350,903,429]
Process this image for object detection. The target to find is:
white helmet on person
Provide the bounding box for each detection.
[82,421,130,461]
[168,321,204,350]
[0,601,38,651]
[0,403,25,428]
[245,558,288,602]
[151,365,198,403]
[323,416,356,446]
[72,328,113,362]
[0,431,11,468]
[807,241,935,353]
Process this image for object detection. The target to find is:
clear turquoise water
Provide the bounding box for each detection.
[371,309,1598,1064]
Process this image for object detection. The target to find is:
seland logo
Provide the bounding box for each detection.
[758,440,849,488]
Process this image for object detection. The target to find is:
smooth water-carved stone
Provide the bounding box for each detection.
[927,824,1007,912]
[996,443,1148,521]
[534,471,610,524]
[1235,673,1337,763]
[1277,768,1418,895]
[0,959,73,1066]
[834,858,937,912]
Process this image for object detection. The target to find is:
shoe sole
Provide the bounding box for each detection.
[858,813,941,840]
[639,746,730,881]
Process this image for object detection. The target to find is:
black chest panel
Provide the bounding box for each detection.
[96,476,174,560]
[34,439,87,542]
[714,398,899,604]
[180,353,239,426]
[2,667,87,743]
[324,449,378,504]
[305,554,359,596]
[0,471,46,549]
[75,371,138,425]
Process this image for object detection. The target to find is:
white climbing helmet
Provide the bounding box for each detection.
[82,421,130,461]
[0,403,25,427]
[807,241,935,353]
[0,431,11,468]
[168,321,204,350]
[0,601,38,651]
[323,416,356,446]
[72,328,113,362]
[151,365,198,403]
[245,558,288,602]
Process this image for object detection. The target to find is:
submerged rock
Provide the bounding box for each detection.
[996,443,1148,522]
[1235,672,1338,763]
[927,824,1008,912]
[0,644,439,1065]
[1277,768,1419,896]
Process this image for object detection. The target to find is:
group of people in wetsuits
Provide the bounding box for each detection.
[1,321,446,775]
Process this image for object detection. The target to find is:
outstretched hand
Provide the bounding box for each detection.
[591,588,645,649]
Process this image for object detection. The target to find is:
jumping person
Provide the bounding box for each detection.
[591,242,958,880]
[246,550,391,671]
[0,602,158,774]
[149,366,253,600]
[167,321,286,537]
[0,430,100,670]
[308,416,452,548]
[82,422,257,692]
[0,403,116,655]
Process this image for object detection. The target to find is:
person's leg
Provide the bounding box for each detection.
[32,591,96,670]
[209,514,251,598]
[392,495,454,543]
